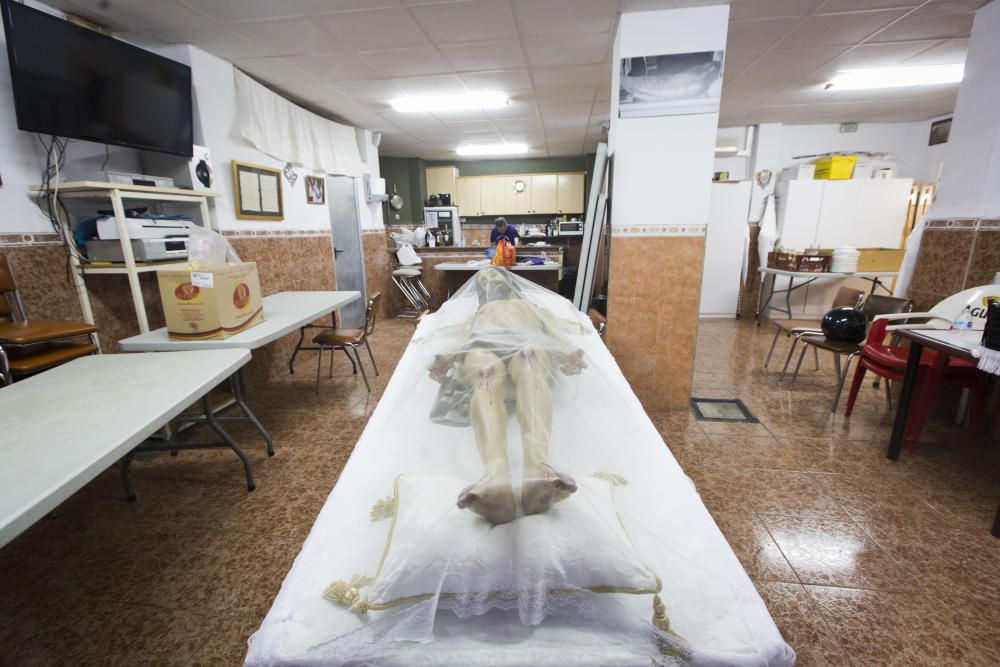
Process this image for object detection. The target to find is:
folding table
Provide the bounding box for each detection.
[754,267,898,324]
[0,349,249,549]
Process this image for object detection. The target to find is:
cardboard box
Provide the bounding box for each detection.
[811,155,857,180]
[156,262,264,340]
[856,248,905,272]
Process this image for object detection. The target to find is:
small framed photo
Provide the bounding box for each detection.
[305,175,326,205]
[929,118,952,146]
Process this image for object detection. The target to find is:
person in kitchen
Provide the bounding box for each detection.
[491,217,520,247]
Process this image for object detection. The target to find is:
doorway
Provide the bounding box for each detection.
[327,175,368,328]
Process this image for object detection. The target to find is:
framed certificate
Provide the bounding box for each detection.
[232,160,284,221]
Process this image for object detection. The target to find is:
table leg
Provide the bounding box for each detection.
[992,503,999,539]
[288,327,306,374]
[888,340,922,461]
[202,395,255,492]
[784,277,794,319]
[120,450,138,502]
[755,274,772,325]
[230,371,274,457]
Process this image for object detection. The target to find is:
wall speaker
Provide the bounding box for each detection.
[142,144,213,192]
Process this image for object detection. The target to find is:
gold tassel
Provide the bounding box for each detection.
[323,575,374,615]
[593,471,628,487]
[370,496,395,521]
[652,594,691,659]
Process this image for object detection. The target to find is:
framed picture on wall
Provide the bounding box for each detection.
[232,160,284,221]
[305,176,326,205]
[619,50,724,118]
[928,118,952,146]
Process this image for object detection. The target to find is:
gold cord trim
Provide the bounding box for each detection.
[592,471,628,487]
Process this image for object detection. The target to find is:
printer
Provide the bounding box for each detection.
[85,216,195,262]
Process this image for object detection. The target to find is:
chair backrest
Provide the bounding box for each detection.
[832,286,865,309]
[0,255,27,322]
[930,284,1000,331]
[862,294,913,320]
[363,292,382,338]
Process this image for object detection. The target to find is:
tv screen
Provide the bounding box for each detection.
[2,0,193,156]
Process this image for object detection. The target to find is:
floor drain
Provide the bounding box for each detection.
[690,398,758,423]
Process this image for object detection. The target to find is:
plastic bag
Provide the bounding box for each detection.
[491,238,516,267]
[186,226,241,269]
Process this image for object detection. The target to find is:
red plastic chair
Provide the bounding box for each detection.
[844,316,989,446]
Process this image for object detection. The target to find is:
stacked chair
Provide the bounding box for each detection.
[392,245,431,319]
[0,256,98,386]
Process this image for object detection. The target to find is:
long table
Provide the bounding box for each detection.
[888,328,999,537]
[435,262,561,295]
[755,267,898,324]
[0,349,249,549]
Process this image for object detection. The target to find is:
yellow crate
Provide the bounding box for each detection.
[811,155,857,180]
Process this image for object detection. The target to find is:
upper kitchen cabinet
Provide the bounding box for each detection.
[530,174,558,214]
[456,177,482,216]
[426,166,457,201]
[505,175,532,215]
[557,173,585,214]
[480,176,506,216]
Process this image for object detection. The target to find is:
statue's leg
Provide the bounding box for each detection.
[456,348,516,525]
[510,346,576,516]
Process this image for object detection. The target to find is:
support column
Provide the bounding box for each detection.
[605,5,729,410]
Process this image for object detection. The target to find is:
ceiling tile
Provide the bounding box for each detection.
[726,18,803,54]
[55,0,210,31]
[182,0,404,22]
[730,0,826,21]
[411,0,517,42]
[740,47,844,78]
[546,142,586,156]
[539,101,594,117]
[722,52,764,82]
[523,33,611,67]
[287,54,384,82]
[234,57,318,84]
[776,9,910,49]
[229,17,339,56]
[391,74,468,95]
[492,118,543,132]
[531,64,605,88]
[460,70,534,93]
[484,94,539,119]
[316,7,430,51]
[359,47,454,77]
[815,0,920,10]
[512,0,620,37]
[438,40,528,72]
[535,86,596,104]
[812,40,944,74]
[330,79,404,100]
[444,119,499,133]
[871,0,982,42]
[899,37,969,65]
[146,24,259,61]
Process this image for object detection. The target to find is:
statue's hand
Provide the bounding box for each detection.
[560,349,586,375]
[429,354,456,381]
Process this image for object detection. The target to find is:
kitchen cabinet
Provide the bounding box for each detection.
[426,165,457,201]
[505,175,532,215]
[456,177,481,215]
[530,174,558,214]
[480,176,506,216]
[556,173,585,214]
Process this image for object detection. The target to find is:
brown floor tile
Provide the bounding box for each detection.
[710,511,798,583]
[755,582,852,666]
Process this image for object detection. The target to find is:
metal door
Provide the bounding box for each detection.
[327,176,368,328]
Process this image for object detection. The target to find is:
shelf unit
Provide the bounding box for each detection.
[30,181,219,344]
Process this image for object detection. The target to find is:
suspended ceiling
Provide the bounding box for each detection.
[41,0,988,159]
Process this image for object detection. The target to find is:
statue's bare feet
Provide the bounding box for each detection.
[521,464,577,516]
[457,477,517,525]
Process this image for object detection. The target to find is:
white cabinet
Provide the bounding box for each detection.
[480,176,506,216]
[700,181,752,316]
[426,166,457,200]
[505,175,532,215]
[556,173,585,214]
[530,174,558,214]
[456,177,481,216]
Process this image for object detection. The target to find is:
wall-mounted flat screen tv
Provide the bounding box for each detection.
[1,0,193,156]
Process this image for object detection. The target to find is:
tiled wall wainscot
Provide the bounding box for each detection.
[910,219,1000,311]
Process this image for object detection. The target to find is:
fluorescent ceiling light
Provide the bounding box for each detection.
[391,92,508,113]
[714,146,738,154]
[826,64,964,91]
[456,143,529,156]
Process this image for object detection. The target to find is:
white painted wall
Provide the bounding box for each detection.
[928,0,1000,219]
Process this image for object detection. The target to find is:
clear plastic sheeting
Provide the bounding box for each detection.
[245,267,795,667]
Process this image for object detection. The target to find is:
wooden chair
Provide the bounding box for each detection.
[313,292,381,393]
[0,255,98,386]
[765,286,865,370]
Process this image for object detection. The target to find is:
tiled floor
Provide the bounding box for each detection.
[1,317,997,666]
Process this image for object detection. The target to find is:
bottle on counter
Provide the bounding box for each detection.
[952,305,974,330]
[443,230,451,246]
[428,230,436,247]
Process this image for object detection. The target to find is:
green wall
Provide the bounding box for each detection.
[379,157,426,225]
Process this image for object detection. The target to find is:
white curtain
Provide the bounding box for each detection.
[234,69,363,177]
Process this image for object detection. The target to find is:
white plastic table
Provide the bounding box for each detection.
[118,291,361,458]
[433,262,561,272]
[0,349,249,549]
[755,267,898,324]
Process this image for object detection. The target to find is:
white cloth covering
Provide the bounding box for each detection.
[235,69,363,176]
[245,272,795,667]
